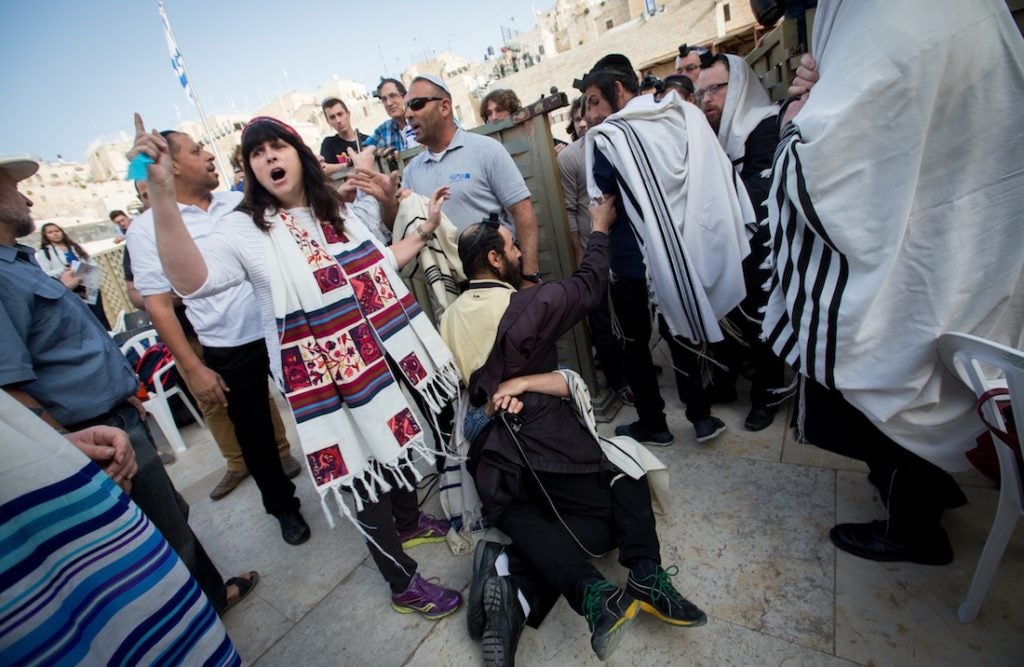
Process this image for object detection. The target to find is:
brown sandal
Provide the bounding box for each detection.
[222,571,259,613]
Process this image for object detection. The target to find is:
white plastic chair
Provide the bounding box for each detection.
[937,332,1024,623]
[119,329,205,454]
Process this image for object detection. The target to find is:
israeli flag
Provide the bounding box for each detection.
[158,1,196,104]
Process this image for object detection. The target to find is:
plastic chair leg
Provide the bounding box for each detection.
[145,399,188,454]
[957,489,1021,623]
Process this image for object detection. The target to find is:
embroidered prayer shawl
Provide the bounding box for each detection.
[762,0,1024,470]
[394,193,466,324]
[586,94,753,343]
[716,54,779,169]
[265,209,461,524]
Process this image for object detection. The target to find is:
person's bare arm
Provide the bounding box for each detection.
[487,372,570,416]
[127,114,209,295]
[125,280,146,310]
[143,293,228,406]
[507,198,540,280]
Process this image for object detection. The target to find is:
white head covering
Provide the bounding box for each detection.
[715,54,779,164]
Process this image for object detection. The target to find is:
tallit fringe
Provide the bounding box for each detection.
[719,317,750,348]
[606,279,632,343]
[326,484,411,575]
[765,374,799,408]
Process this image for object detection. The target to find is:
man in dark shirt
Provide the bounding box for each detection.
[440,201,705,664]
[319,97,370,177]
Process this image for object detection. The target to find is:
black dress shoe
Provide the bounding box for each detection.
[275,510,311,545]
[744,406,777,431]
[468,540,505,640]
[829,520,953,565]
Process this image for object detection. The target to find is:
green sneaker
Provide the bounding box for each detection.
[583,580,640,661]
[626,565,707,627]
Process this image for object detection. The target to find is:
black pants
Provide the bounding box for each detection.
[203,340,298,516]
[800,378,967,536]
[67,402,228,612]
[611,276,730,426]
[609,277,668,431]
[353,467,421,594]
[496,470,661,625]
[588,289,628,392]
[675,311,786,413]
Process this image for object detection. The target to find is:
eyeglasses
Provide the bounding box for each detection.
[695,82,728,102]
[379,92,404,102]
[405,96,444,111]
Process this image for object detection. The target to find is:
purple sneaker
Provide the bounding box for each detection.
[391,573,463,620]
[398,512,450,549]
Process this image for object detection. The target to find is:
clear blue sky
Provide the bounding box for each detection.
[0,0,555,162]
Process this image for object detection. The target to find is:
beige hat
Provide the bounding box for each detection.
[0,156,40,182]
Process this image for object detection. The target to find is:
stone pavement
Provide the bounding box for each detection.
[160,344,1023,666]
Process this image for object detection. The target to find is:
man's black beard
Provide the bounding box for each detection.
[498,254,522,289]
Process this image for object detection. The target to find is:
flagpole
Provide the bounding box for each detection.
[158,0,232,189]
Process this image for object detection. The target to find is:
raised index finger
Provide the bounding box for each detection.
[133,113,147,138]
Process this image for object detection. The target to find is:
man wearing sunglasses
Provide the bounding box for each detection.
[401,74,542,287]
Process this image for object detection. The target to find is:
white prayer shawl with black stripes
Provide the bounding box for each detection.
[762,0,1024,471]
[716,54,778,169]
[586,94,752,344]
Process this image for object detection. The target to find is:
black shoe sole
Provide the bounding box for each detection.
[481,576,523,667]
[469,541,504,640]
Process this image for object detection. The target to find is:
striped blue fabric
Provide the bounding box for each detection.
[0,464,239,666]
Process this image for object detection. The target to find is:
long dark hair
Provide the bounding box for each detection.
[236,117,345,232]
[39,222,89,259]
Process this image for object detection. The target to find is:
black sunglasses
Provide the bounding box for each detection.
[405,96,444,111]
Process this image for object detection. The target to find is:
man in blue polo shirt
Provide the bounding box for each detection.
[0,155,257,616]
[401,74,543,286]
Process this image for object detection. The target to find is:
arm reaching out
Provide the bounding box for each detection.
[126,113,209,295]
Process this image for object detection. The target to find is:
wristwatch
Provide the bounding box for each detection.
[523,272,543,284]
[416,226,436,241]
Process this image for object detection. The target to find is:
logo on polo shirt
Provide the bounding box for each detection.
[449,172,472,182]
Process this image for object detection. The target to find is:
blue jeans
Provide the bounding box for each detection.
[68,401,228,612]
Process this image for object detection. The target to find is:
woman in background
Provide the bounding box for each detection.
[36,222,109,329]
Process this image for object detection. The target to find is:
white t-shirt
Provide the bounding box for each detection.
[126,191,264,348]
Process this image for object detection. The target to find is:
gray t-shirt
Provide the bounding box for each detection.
[401,127,531,232]
[556,138,592,249]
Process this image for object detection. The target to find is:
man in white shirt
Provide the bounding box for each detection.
[127,130,310,545]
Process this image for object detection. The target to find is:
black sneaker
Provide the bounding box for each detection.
[614,421,674,447]
[830,521,953,565]
[627,564,707,627]
[583,580,640,661]
[481,575,525,666]
[468,540,505,640]
[693,417,726,443]
[744,406,776,432]
[275,509,310,545]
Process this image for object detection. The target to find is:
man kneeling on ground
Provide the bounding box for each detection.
[439,197,706,665]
